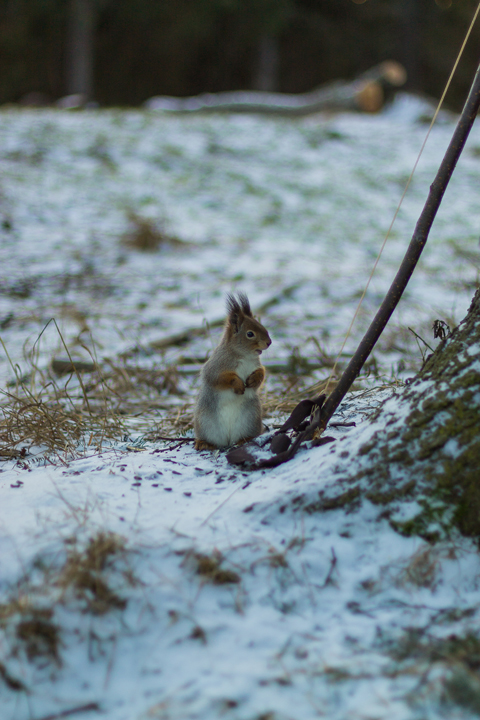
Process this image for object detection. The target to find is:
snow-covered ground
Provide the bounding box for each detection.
[1,94,480,720]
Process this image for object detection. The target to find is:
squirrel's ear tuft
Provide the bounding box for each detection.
[226,292,252,332]
[237,292,252,317]
[226,292,251,317]
[226,293,242,333]
[226,293,241,318]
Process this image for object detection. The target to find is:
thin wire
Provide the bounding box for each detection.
[324,1,480,393]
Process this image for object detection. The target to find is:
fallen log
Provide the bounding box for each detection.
[145,61,406,116]
[121,284,299,357]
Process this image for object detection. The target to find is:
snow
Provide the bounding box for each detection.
[2,93,480,719]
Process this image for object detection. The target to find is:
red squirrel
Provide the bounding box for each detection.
[194,293,272,450]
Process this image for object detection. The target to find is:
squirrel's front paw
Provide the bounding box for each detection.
[214,370,245,394]
[245,366,265,390]
[232,376,246,395]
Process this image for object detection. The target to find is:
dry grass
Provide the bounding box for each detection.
[142,401,194,440]
[0,326,185,458]
[181,550,241,585]
[396,545,440,589]
[0,391,83,458]
[0,322,128,459]
[0,350,400,458]
[57,532,129,614]
[0,598,61,668]
[16,613,60,663]
[84,359,181,414]
[392,543,458,591]
[0,352,189,458]
[262,377,338,416]
[0,378,125,459]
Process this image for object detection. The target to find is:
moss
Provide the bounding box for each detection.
[352,292,480,540]
[305,486,361,513]
[365,479,415,505]
[444,669,480,715]
[452,473,480,537]
[389,517,441,543]
[297,291,480,541]
[389,628,480,668]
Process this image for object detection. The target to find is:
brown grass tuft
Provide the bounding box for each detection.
[0,598,61,666]
[184,551,241,585]
[121,211,184,252]
[58,532,128,614]
[392,544,455,591]
[16,613,60,663]
[0,323,127,460]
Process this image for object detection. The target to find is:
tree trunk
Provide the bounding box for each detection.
[66,0,95,99]
[397,0,422,92]
[314,288,480,542]
[252,35,280,92]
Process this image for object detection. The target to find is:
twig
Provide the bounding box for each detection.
[408,327,434,358]
[200,484,243,526]
[322,547,338,588]
[168,441,192,452]
[328,421,356,428]
[34,703,100,720]
[153,436,194,443]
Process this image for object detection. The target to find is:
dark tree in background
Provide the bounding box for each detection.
[0,0,65,104]
[66,0,96,98]
[0,0,478,108]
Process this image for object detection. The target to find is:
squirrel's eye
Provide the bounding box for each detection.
[246,331,255,339]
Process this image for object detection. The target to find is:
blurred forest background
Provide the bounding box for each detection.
[0,0,479,109]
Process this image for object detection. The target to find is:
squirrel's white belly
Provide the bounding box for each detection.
[214,388,258,447]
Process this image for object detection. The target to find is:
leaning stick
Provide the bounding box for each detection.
[316,60,480,433]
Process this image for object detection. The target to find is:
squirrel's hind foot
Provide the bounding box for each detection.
[194,439,218,452]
